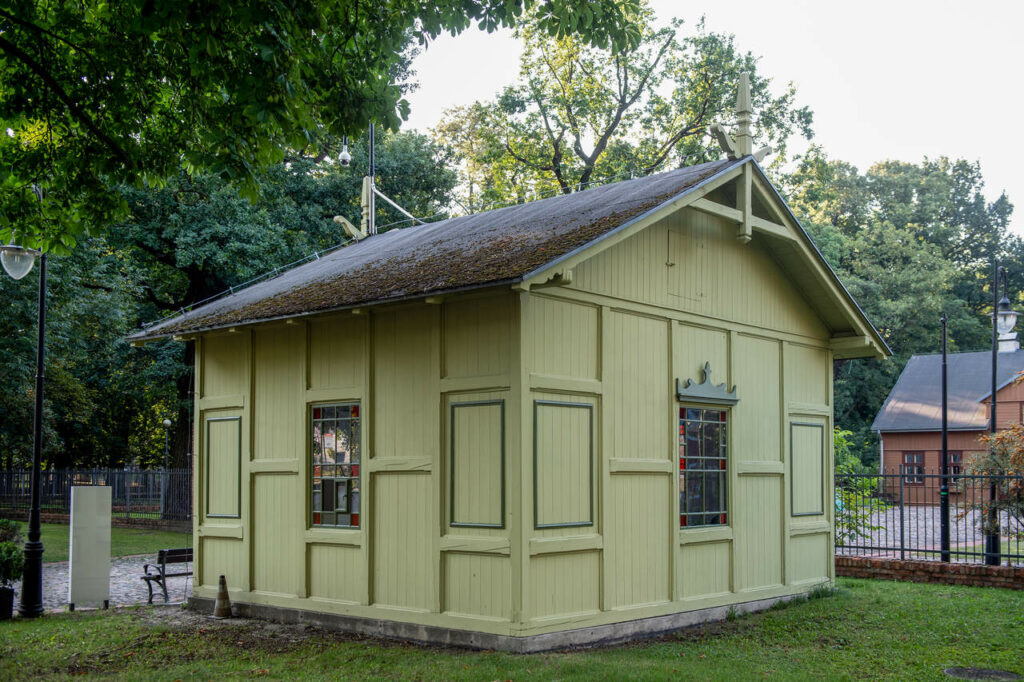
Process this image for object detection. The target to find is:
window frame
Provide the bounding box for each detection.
[678,405,730,529]
[309,400,362,530]
[902,451,924,485]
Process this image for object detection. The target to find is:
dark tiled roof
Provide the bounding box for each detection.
[871,350,1024,432]
[132,159,739,340]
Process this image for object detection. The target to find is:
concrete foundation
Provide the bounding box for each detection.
[188,592,802,653]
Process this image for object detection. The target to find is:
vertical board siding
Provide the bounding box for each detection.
[309,544,364,603]
[789,534,829,583]
[252,473,303,595]
[202,333,248,398]
[605,475,671,607]
[674,324,729,389]
[443,296,512,379]
[372,308,439,459]
[200,537,246,588]
[733,335,781,462]
[528,552,600,619]
[450,400,504,527]
[253,325,303,460]
[308,315,367,390]
[678,542,731,599]
[791,423,825,516]
[205,416,241,518]
[443,553,512,620]
[526,296,599,380]
[784,344,829,406]
[605,311,669,459]
[371,472,435,610]
[534,401,593,528]
[570,212,827,338]
[734,476,783,590]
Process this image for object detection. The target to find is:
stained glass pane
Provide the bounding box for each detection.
[311,401,361,528]
[679,406,728,528]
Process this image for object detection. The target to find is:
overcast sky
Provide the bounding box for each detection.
[403,0,1023,233]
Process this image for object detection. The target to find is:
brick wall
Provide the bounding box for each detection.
[836,556,1024,590]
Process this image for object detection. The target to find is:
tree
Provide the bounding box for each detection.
[0,0,642,252]
[785,147,1016,466]
[434,4,812,209]
[969,423,1024,541]
[0,131,455,471]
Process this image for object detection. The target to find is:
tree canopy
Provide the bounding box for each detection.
[0,0,642,252]
[785,147,1018,465]
[434,5,812,209]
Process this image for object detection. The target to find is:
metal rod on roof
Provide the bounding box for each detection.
[369,123,376,235]
[373,187,425,225]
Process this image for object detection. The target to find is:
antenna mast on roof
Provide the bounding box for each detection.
[357,122,425,236]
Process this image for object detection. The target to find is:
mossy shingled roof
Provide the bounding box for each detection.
[131,159,739,340]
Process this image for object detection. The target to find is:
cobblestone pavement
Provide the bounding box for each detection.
[11,555,193,612]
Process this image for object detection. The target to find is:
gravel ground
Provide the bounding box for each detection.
[837,504,1024,564]
[10,555,193,612]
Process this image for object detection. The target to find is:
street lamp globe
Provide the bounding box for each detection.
[995,294,1019,336]
[162,419,172,429]
[0,243,39,280]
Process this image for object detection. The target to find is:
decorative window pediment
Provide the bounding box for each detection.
[676,362,738,406]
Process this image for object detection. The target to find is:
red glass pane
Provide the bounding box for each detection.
[313,465,321,477]
[719,459,726,470]
[313,513,321,524]
[720,513,727,524]
[680,515,687,527]
[313,407,322,419]
[351,406,359,418]
[351,513,359,527]
[719,411,727,421]
[351,464,359,477]
[679,458,686,470]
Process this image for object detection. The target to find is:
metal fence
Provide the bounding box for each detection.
[835,469,1024,566]
[0,469,192,525]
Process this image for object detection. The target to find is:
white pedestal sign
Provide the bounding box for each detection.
[68,485,111,610]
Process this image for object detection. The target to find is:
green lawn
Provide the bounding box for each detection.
[12,522,191,564]
[1,579,1022,680]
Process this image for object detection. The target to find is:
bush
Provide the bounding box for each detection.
[0,520,22,544]
[0,542,25,588]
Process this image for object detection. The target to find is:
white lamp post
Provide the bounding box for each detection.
[0,239,46,618]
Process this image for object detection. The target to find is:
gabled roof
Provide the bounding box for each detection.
[872,350,1024,432]
[129,156,887,358]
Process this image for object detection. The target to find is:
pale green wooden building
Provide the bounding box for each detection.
[131,143,886,650]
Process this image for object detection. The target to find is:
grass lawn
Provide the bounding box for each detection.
[1,578,1022,680]
[12,522,191,564]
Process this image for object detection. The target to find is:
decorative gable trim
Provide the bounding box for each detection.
[676,362,738,406]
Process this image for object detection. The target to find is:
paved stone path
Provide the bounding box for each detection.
[11,555,193,612]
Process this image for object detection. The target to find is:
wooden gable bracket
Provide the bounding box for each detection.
[690,192,793,243]
[515,269,574,292]
[676,362,739,405]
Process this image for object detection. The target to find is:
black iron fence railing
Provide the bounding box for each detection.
[835,469,1024,566]
[0,469,192,524]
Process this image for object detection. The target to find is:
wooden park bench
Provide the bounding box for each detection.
[140,548,193,604]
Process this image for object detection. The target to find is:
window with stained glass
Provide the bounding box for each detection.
[902,452,923,485]
[311,402,361,528]
[679,407,728,528]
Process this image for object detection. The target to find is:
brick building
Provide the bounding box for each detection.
[872,350,1024,504]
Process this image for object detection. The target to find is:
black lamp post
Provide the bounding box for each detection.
[988,262,1019,566]
[0,236,46,617]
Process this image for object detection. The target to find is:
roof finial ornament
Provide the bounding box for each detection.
[734,72,753,156]
[710,73,772,162]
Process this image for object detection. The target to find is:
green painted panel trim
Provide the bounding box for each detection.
[533,400,595,529]
[205,416,242,519]
[449,399,506,529]
[790,421,825,517]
